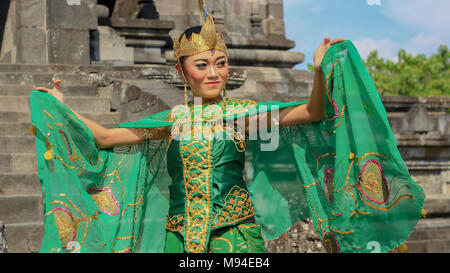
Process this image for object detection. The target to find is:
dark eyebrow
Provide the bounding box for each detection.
[215,56,227,62]
[193,58,208,62]
[193,56,227,63]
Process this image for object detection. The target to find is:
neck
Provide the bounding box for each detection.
[189,95,223,105]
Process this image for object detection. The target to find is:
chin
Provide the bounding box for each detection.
[198,89,222,99]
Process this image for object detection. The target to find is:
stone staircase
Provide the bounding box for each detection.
[0,65,120,253]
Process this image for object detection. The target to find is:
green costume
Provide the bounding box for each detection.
[30,41,425,253]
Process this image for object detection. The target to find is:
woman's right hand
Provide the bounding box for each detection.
[36,79,64,104]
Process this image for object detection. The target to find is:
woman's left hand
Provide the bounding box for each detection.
[313,37,346,71]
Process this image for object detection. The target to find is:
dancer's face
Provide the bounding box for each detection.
[176,49,229,103]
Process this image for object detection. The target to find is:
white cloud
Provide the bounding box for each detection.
[353,33,445,62]
[381,0,450,36]
[406,33,445,55]
[353,37,400,62]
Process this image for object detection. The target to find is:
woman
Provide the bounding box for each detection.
[31,1,424,253]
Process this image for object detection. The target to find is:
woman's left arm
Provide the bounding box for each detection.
[278,37,346,126]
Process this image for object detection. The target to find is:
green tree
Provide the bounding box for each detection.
[364,45,450,97]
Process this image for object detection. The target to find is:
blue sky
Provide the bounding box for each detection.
[284,0,450,69]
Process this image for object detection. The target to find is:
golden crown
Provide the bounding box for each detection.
[173,0,228,60]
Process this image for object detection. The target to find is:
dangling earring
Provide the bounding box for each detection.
[184,79,188,106]
[223,87,227,99]
[178,59,189,106]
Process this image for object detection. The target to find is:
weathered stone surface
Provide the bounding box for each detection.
[97,4,110,18]
[117,79,183,122]
[109,17,174,30]
[402,103,435,133]
[3,222,44,253]
[17,28,47,64]
[48,29,90,64]
[96,26,134,65]
[228,49,304,68]
[0,195,43,224]
[265,219,326,253]
[1,0,96,64]
[134,47,165,64]
[112,0,141,18]
[0,172,41,195]
[154,0,296,51]
[47,0,97,30]
[263,18,286,36]
[0,153,37,172]
[18,0,46,28]
[233,66,314,97]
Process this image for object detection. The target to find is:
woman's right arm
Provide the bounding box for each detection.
[36,80,170,149]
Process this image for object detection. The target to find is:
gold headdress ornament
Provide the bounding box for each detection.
[173,0,229,60]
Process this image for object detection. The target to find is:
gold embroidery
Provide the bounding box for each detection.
[54,155,76,169]
[359,193,414,211]
[212,186,255,229]
[181,139,212,253]
[142,128,154,140]
[316,152,336,172]
[322,231,339,253]
[334,104,347,128]
[121,195,143,217]
[357,159,390,204]
[111,233,137,253]
[167,97,257,145]
[166,214,185,235]
[325,60,340,121]
[88,188,120,216]
[167,98,258,253]
[208,237,233,253]
[53,209,76,247]
[303,181,321,188]
[44,109,54,120]
[46,195,98,252]
[357,152,390,167]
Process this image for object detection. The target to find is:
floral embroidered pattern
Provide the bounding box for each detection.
[166,214,185,236]
[212,186,255,229]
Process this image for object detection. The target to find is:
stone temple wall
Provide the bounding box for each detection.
[0,0,448,253]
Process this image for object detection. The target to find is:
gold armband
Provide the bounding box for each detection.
[142,128,154,140]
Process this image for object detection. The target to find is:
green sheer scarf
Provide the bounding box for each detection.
[30,40,424,253]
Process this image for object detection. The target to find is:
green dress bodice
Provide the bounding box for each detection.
[164,98,258,253]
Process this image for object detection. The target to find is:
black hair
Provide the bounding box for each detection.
[179,26,202,42]
[178,26,202,64]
